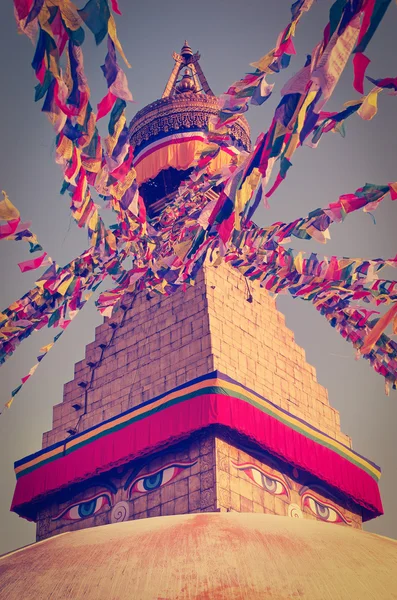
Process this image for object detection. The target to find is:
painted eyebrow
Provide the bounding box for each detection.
[298,484,337,502]
[232,461,290,488]
[282,474,293,490]
[59,479,117,504]
[52,488,113,520]
[300,490,351,521]
[124,465,146,491]
[124,460,197,491]
[82,479,118,494]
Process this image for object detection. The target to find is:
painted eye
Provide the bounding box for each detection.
[232,462,289,497]
[129,461,197,495]
[301,493,351,524]
[53,493,111,521]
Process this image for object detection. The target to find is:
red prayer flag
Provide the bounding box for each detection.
[110,0,122,15]
[0,218,20,240]
[97,91,118,120]
[218,211,235,244]
[14,0,34,20]
[388,183,397,200]
[36,60,46,85]
[111,146,133,181]
[353,53,371,93]
[18,252,48,273]
[265,173,284,199]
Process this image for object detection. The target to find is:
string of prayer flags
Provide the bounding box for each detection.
[4,330,65,411]
[229,0,394,218]
[3,0,396,405]
[212,0,315,130]
[15,0,138,260]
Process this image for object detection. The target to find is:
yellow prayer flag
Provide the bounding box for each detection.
[294,252,304,274]
[357,87,382,121]
[105,114,126,155]
[88,209,99,233]
[39,342,54,354]
[82,158,102,173]
[54,0,83,31]
[38,6,54,39]
[56,136,74,161]
[57,274,74,296]
[250,51,275,72]
[112,168,137,201]
[284,132,299,160]
[47,105,67,135]
[29,364,39,377]
[174,240,192,260]
[108,15,131,68]
[106,231,117,252]
[235,169,260,231]
[0,191,20,221]
[297,90,317,134]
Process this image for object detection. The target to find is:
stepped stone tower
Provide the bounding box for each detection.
[11,44,382,542]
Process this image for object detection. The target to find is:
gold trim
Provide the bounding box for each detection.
[129,95,251,151]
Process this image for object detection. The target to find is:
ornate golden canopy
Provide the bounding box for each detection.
[129,42,251,153]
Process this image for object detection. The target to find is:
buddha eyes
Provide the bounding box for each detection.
[232,462,289,497]
[233,463,351,524]
[301,492,352,524]
[52,460,350,526]
[53,493,111,521]
[129,461,197,495]
[52,461,197,521]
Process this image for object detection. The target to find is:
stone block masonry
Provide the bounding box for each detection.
[42,261,350,449]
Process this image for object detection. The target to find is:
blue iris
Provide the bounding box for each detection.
[315,501,330,520]
[143,472,163,491]
[77,499,97,518]
[261,474,277,493]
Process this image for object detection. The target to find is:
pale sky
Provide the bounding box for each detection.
[0,0,396,555]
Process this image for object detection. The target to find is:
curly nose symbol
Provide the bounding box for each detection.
[111,501,130,523]
[288,503,303,519]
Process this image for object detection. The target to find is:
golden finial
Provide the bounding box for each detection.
[176,68,196,93]
[181,40,193,60]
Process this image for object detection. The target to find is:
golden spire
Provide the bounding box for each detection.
[180,40,193,60]
[162,41,215,98]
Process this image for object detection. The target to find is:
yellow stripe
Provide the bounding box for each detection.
[15,446,63,475]
[220,380,380,479]
[66,379,216,450]
[15,377,380,479]
[15,379,216,475]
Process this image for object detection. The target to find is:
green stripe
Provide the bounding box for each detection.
[16,386,220,479]
[16,384,379,481]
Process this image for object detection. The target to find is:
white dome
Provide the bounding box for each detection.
[1,513,396,599]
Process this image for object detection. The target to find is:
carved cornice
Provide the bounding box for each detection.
[129,94,251,152]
